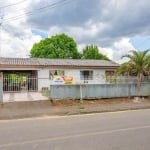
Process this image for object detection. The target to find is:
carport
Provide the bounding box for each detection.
[2,70,38,92]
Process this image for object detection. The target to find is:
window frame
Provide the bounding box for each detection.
[80,70,93,80]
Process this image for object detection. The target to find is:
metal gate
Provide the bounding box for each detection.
[3,73,38,92]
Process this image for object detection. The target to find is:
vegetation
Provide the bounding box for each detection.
[118,50,150,86]
[30,34,110,61]
[81,45,109,60]
[30,33,81,59]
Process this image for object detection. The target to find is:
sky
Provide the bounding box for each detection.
[0,0,150,63]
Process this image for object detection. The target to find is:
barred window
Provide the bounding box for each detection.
[80,70,93,80]
[49,70,64,80]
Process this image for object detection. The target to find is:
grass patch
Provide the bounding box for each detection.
[79,104,85,110]
[42,90,50,98]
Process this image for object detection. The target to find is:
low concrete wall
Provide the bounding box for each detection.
[0,80,3,102]
[50,83,150,99]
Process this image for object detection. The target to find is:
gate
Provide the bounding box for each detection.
[3,73,38,92]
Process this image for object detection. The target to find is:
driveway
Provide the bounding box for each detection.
[3,92,49,102]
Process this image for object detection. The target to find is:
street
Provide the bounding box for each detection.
[0,109,150,150]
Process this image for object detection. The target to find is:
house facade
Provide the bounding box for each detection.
[0,58,120,92]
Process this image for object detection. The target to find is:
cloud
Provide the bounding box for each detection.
[26,0,150,49]
[0,27,42,58]
[27,0,101,28]
[27,0,150,41]
[0,0,149,62]
[112,38,135,63]
[0,0,42,58]
[99,38,135,64]
[78,38,135,64]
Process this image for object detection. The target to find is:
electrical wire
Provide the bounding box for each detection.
[0,0,28,9]
[3,0,73,24]
[2,1,51,17]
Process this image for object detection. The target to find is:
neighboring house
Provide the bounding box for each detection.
[0,57,119,92]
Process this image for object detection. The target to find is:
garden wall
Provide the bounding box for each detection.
[50,83,150,99]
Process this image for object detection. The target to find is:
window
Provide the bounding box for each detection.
[49,70,64,80]
[105,70,115,76]
[80,70,93,80]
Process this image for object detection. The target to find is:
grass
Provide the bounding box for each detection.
[42,90,50,98]
[79,104,85,110]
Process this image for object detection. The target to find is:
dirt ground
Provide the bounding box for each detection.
[50,97,150,107]
[0,97,150,120]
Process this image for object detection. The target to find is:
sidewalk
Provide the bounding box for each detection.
[0,97,150,120]
[3,92,49,102]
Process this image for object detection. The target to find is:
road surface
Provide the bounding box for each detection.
[0,109,150,150]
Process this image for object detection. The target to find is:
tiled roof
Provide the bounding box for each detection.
[0,57,120,67]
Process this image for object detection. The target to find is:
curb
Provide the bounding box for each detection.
[0,106,150,120]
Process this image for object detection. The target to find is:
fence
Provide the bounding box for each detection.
[50,82,150,100]
[104,76,150,84]
[3,76,38,92]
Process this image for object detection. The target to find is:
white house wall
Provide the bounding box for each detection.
[93,70,106,84]
[38,70,50,91]
[37,69,108,91]
[65,69,106,84]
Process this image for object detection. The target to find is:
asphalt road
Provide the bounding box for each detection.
[0,109,150,150]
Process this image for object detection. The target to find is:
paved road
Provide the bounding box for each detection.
[0,109,150,150]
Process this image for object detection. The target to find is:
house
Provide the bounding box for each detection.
[0,57,120,92]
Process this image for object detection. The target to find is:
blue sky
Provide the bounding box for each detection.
[1,0,150,63]
[31,29,48,39]
[130,37,150,51]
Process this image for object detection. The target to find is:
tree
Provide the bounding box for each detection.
[30,33,81,59]
[118,50,150,86]
[82,45,109,60]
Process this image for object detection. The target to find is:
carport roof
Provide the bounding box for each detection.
[0,57,120,68]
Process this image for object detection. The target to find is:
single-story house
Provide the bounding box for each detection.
[0,57,120,92]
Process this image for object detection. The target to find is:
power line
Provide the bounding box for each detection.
[0,0,28,9]
[1,1,50,18]
[3,0,73,24]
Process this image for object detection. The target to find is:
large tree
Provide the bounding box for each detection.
[118,50,150,85]
[82,45,109,60]
[30,33,81,59]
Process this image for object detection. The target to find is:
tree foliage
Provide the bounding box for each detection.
[30,33,81,59]
[118,50,150,85]
[82,45,109,60]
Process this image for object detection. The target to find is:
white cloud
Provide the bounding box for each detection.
[67,22,107,42]
[0,0,42,58]
[0,28,42,58]
[98,38,136,64]
[113,38,135,63]
[99,47,114,60]
[78,38,135,64]
[114,38,135,51]
[48,26,63,37]
[77,43,86,53]
[0,0,149,64]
